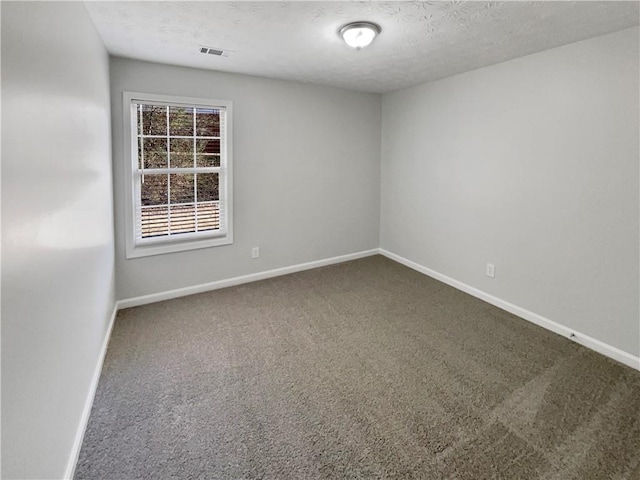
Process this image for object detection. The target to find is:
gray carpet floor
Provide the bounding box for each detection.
[75,255,640,479]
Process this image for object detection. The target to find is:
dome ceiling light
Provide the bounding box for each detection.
[339,21,381,49]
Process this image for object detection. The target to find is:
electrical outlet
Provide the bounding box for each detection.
[486,263,495,278]
[251,247,260,259]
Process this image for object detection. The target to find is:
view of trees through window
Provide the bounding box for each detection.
[136,104,223,239]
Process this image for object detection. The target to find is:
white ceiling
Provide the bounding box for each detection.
[85,1,639,93]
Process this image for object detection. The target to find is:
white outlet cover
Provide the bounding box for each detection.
[486,263,495,278]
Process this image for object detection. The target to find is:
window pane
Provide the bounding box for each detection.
[137,106,142,136]
[197,173,219,202]
[141,138,167,168]
[196,202,220,232]
[141,174,168,206]
[196,108,220,136]
[169,106,193,136]
[171,154,193,168]
[169,138,194,168]
[196,138,220,154]
[140,105,166,135]
[169,204,196,235]
[170,173,195,204]
[196,154,220,168]
[141,205,169,238]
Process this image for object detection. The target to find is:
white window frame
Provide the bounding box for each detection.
[123,92,233,259]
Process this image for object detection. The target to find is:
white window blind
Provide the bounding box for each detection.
[124,93,233,258]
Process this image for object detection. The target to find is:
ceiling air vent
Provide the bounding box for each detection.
[199,46,231,57]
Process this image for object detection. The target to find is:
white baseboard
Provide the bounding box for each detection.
[118,249,380,309]
[64,302,119,480]
[379,249,640,372]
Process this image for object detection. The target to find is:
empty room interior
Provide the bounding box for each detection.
[2,1,640,479]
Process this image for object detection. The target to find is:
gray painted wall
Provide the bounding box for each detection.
[381,27,640,357]
[1,2,115,479]
[110,58,381,300]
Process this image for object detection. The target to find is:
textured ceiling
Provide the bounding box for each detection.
[85,1,639,93]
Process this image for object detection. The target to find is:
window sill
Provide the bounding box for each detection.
[125,233,233,259]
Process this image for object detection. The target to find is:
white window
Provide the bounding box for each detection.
[123,92,233,258]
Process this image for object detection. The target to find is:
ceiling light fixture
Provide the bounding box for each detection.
[339,21,381,49]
